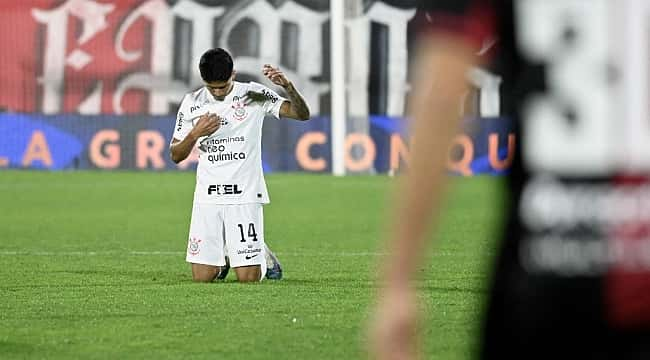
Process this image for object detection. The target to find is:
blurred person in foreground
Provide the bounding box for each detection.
[370,0,650,359]
[170,48,310,282]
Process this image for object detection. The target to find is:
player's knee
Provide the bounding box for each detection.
[234,267,262,282]
[192,274,215,282]
[236,273,260,283]
[191,264,219,282]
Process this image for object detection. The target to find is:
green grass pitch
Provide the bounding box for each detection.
[0,171,504,359]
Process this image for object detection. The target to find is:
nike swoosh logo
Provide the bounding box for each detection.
[245,254,259,260]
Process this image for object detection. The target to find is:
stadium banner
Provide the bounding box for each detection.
[0,0,510,175]
[0,0,419,117]
[0,113,514,175]
[0,1,500,117]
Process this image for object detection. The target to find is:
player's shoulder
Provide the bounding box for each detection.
[244,81,281,104]
[233,80,264,93]
[184,86,208,103]
[180,86,210,113]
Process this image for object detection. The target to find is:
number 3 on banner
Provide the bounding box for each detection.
[516,0,612,175]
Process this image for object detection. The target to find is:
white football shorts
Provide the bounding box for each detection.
[185,203,267,275]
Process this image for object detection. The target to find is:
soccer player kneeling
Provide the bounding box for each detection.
[170,48,310,282]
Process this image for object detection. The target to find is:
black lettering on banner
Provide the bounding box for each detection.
[238,223,258,242]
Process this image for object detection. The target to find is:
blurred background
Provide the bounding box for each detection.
[0,0,513,176]
[0,2,507,358]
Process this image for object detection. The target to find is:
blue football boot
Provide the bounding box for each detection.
[265,244,283,280]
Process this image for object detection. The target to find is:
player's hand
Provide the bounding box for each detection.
[191,113,221,137]
[243,91,267,105]
[368,285,418,360]
[262,64,290,87]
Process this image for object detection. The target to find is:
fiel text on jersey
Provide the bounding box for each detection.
[208,184,243,195]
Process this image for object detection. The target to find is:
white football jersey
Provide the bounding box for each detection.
[172,81,286,205]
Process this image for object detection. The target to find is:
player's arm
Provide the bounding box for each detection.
[369,36,478,360]
[170,113,221,163]
[386,37,478,295]
[262,64,310,120]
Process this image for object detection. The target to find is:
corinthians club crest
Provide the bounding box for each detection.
[231,97,247,121]
[188,237,202,256]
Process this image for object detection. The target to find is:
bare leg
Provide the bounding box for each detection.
[191,263,225,282]
[233,265,262,282]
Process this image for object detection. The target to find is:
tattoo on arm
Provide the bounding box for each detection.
[284,82,310,120]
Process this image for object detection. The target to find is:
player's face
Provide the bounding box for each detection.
[205,74,234,100]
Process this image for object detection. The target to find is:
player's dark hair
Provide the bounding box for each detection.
[199,48,233,82]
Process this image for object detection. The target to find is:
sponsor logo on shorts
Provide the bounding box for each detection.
[237,248,262,260]
[188,237,202,256]
[207,184,243,195]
